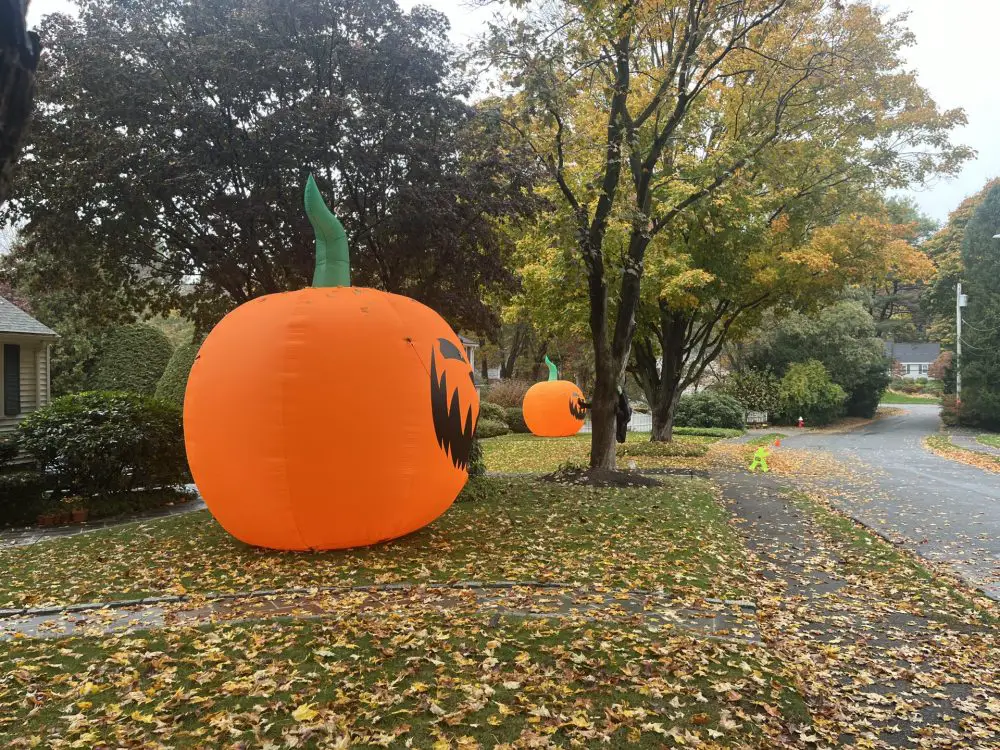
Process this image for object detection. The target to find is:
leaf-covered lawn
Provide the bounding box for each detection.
[0,477,750,608]
[924,434,1000,473]
[977,433,1000,449]
[482,432,718,473]
[0,609,808,748]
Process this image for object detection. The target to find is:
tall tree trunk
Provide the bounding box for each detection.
[630,308,692,441]
[651,385,683,441]
[500,322,529,379]
[588,362,618,469]
[529,337,550,381]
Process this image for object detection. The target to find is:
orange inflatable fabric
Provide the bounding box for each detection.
[183,176,479,551]
[522,357,586,437]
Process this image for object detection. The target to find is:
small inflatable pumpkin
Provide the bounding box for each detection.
[183,176,479,551]
[522,356,587,437]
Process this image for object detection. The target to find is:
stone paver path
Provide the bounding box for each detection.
[0,582,758,643]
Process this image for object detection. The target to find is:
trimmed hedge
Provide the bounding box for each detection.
[18,391,189,498]
[675,392,745,430]
[0,470,48,526]
[505,407,530,433]
[475,418,510,439]
[155,341,201,407]
[95,324,174,395]
[617,440,708,458]
[478,401,509,426]
[672,426,744,438]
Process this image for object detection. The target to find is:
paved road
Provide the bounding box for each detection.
[779,404,1000,599]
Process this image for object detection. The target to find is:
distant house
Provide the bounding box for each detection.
[0,297,57,434]
[459,335,479,374]
[883,341,941,380]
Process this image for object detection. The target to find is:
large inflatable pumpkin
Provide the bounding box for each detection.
[183,176,479,551]
[522,356,587,437]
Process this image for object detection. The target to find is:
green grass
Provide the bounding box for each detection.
[880,390,941,404]
[0,476,751,608]
[976,433,1000,449]
[0,611,808,747]
[745,433,787,447]
[482,432,719,473]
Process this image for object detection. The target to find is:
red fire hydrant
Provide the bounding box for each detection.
[797,416,804,428]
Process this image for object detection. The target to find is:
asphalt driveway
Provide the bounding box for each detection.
[779,403,1000,599]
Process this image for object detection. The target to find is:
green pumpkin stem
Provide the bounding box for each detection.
[304,174,350,287]
[544,355,558,381]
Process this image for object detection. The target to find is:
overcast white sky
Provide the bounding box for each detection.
[26,0,1000,224]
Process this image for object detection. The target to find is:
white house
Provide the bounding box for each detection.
[459,334,479,374]
[883,341,941,380]
[0,296,57,434]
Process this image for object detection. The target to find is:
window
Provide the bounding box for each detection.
[919,364,929,374]
[905,364,915,375]
[3,344,20,417]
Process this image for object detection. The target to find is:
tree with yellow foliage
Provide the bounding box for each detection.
[486,0,970,464]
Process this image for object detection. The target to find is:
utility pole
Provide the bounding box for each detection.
[956,283,967,402]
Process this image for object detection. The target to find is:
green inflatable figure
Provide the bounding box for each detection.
[749,446,770,473]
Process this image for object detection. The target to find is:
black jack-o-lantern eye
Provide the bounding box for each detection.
[437,337,466,362]
[429,339,476,471]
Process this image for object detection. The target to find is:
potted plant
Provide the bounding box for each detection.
[69,497,89,524]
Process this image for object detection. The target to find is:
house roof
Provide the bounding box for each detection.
[883,341,940,363]
[0,296,57,337]
[459,334,479,348]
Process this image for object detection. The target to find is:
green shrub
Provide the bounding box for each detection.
[505,407,530,433]
[718,369,780,413]
[675,392,745,430]
[457,476,501,502]
[844,360,890,418]
[478,401,509,425]
[775,360,846,426]
[617,440,708,458]
[0,470,48,526]
[0,434,20,466]
[485,379,533,408]
[941,394,961,426]
[94,324,174,395]
[154,341,201,407]
[475,418,510,439]
[672,426,744,438]
[467,438,485,479]
[916,376,929,385]
[18,391,189,498]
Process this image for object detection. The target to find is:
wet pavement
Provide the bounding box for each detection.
[775,404,1000,599]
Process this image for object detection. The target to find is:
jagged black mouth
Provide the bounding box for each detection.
[430,348,476,471]
[569,397,587,420]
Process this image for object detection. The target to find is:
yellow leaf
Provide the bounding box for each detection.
[130,711,155,724]
[292,703,319,722]
[79,681,99,696]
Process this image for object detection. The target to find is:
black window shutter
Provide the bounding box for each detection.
[4,345,20,417]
